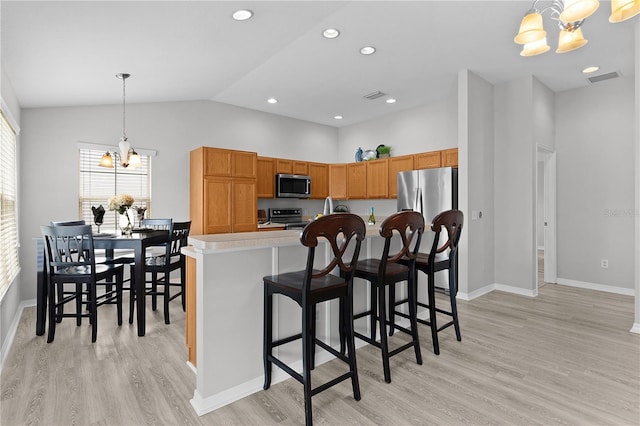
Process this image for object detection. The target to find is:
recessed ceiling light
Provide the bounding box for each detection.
[334,115,343,120]
[386,98,397,104]
[232,9,253,21]
[582,66,600,74]
[322,28,340,39]
[360,46,376,55]
[267,97,278,104]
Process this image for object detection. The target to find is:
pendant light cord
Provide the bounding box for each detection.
[122,75,127,140]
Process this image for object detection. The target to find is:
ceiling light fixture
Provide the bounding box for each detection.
[232,9,253,21]
[99,73,140,169]
[609,0,640,22]
[360,46,376,55]
[267,97,278,104]
[386,98,397,104]
[582,65,600,73]
[334,115,343,120]
[322,28,340,39]
[514,0,599,56]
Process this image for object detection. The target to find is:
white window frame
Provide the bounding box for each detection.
[78,142,156,233]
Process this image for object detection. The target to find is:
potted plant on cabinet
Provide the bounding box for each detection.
[377,145,391,158]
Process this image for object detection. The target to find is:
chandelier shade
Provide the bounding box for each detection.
[514,12,547,44]
[559,0,600,22]
[556,27,588,53]
[520,37,551,56]
[609,0,640,22]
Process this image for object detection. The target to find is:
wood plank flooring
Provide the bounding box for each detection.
[2,284,638,425]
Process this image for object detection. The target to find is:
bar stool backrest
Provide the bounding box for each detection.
[378,210,425,276]
[428,209,464,265]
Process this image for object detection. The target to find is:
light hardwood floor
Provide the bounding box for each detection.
[2,285,639,425]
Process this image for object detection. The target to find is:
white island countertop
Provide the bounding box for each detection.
[187,221,383,254]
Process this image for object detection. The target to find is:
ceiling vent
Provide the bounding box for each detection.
[364,91,386,100]
[587,71,620,84]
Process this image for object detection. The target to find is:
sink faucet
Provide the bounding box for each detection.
[323,196,333,216]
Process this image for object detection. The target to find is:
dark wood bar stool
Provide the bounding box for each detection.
[263,213,366,426]
[350,211,424,383]
[393,209,464,355]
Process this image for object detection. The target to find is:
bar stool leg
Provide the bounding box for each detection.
[263,290,273,390]
[427,271,440,355]
[388,283,396,336]
[344,292,361,400]
[408,269,422,365]
[302,305,313,426]
[377,283,392,383]
[449,267,461,341]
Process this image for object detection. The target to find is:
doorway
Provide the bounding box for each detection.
[536,145,557,288]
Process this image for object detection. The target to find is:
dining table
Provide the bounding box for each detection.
[35,229,168,337]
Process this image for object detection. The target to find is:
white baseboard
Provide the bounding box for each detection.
[459,283,537,300]
[457,284,495,301]
[556,278,635,296]
[630,323,640,334]
[0,298,36,374]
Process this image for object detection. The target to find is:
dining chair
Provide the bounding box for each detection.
[129,219,191,324]
[40,224,124,343]
[393,209,464,355]
[262,213,366,426]
[350,210,424,383]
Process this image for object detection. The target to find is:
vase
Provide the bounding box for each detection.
[119,208,135,236]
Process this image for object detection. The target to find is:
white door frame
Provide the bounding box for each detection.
[537,145,557,285]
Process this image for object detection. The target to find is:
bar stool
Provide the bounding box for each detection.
[393,209,464,355]
[351,210,424,383]
[262,213,366,426]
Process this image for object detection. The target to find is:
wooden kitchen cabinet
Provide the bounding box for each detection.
[441,148,458,167]
[275,159,293,174]
[388,155,414,198]
[293,161,309,175]
[308,162,328,199]
[366,159,388,199]
[347,162,367,199]
[190,147,257,235]
[414,151,441,170]
[257,156,275,198]
[329,164,347,199]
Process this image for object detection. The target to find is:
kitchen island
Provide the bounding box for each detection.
[182,223,392,416]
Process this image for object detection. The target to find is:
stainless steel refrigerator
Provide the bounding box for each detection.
[397,166,458,291]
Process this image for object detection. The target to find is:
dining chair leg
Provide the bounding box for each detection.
[129,271,136,324]
[263,290,273,390]
[151,271,158,311]
[116,270,123,326]
[163,273,171,324]
[377,284,392,383]
[76,282,83,326]
[89,284,98,343]
[47,283,57,343]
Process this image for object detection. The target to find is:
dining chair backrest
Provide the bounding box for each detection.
[141,218,173,257]
[377,210,425,276]
[170,221,191,259]
[41,224,97,278]
[50,220,86,226]
[299,213,366,294]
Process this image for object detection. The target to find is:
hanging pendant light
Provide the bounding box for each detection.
[520,37,551,56]
[514,12,547,45]
[559,0,600,22]
[556,27,588,53]
[609,0,640,22]
[99,73,140,168]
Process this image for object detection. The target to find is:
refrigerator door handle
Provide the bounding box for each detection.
[415,188,422,214]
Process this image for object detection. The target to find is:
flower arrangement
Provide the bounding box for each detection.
[108,194,135,215]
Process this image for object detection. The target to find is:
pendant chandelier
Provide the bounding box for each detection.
[514,0,640,57]
[99,73,141,168]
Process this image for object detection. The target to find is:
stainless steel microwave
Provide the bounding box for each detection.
[275,174,311,198]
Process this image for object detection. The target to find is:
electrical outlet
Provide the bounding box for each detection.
[601,259,609,269]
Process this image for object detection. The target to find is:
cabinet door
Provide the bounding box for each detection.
[276,159,293,174]
[293,161,309,175]
[257,157,275,198]
[233,151,257,178]
[329,164,347,199]
[232,179,257,232]
[388,155,415,198]
[308,162,328,199]
[441,148,458,167]
[366,159,388,199]
[203,177,232,234]
[204,148,233,177]
[414,151,441,170]
[347,162,367,199]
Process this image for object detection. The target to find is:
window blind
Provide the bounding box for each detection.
[78,147,152,232]
[0,110,20,299]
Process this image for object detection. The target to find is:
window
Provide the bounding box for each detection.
[0,109,20,299]
[79,146,152,232]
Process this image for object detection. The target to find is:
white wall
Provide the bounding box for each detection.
[337,96,457,162]
[18,100,338,302]
[459,70,495,296]
[0,67,22,369]
[556,76,635,292]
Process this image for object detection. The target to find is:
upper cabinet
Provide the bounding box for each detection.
[329,164,347,200]
[388,155,414,198]
[293,161,309,175]
[441,148,458,167]
[347,162,367,199]
[275,159,293,174]
[414,151,441,170]
[366,159,388,199]
[308,162,328,199]
[257,156,275,198]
